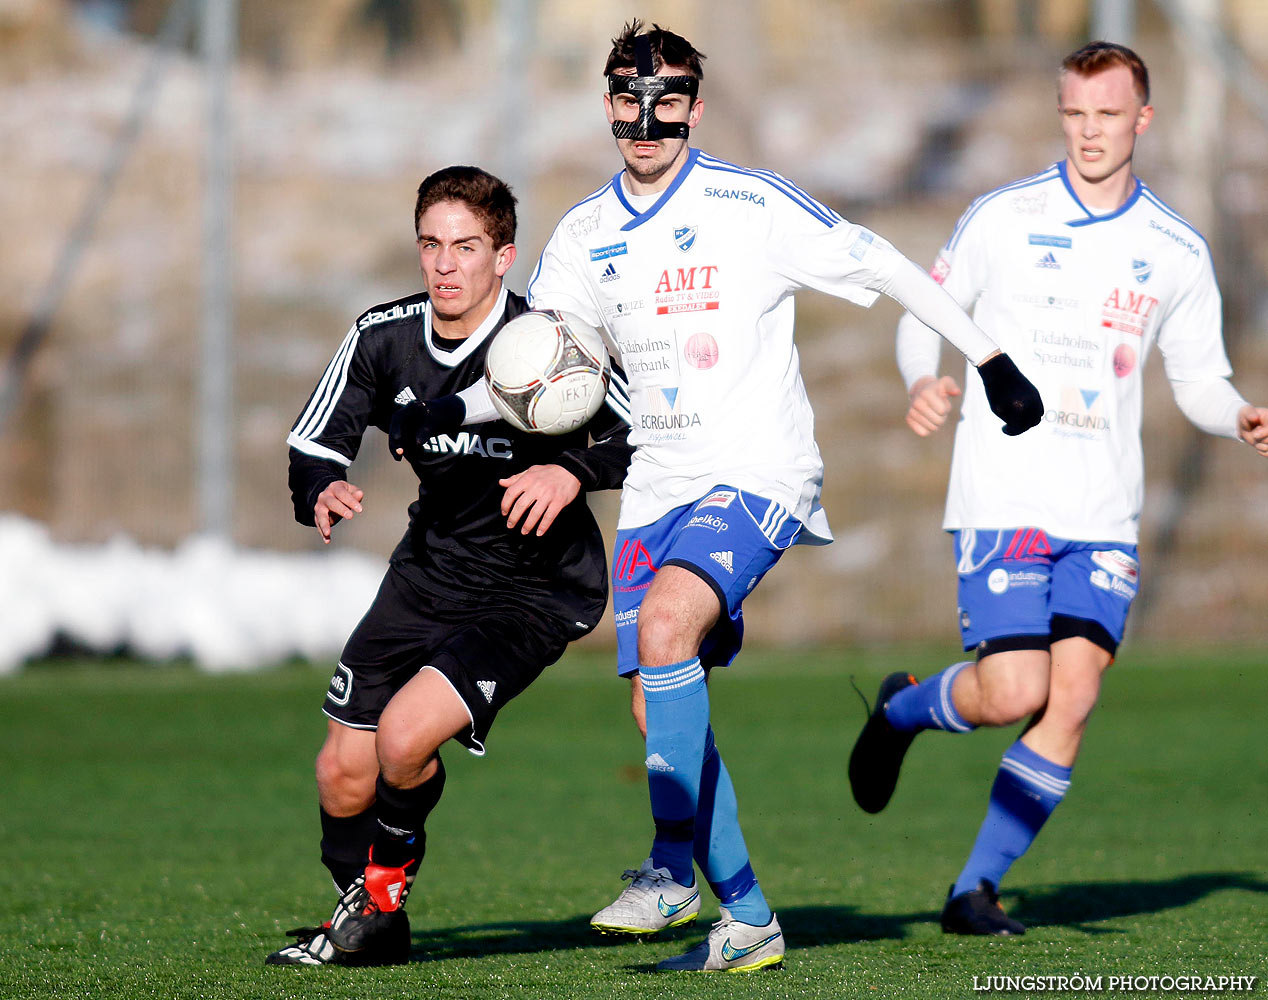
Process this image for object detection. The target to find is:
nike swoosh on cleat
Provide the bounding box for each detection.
[657,890,700,917]
[720,931,781,962]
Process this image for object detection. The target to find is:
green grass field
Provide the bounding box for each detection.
[2,645,1266,999]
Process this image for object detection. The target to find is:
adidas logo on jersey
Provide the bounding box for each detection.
[394,386,418,405]
[599,261,620,283]
[710,550,734,574]
[645,752,674,772]
[477,680,497,703]
[1035,251,1061,269]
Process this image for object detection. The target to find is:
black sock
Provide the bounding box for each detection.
[319,805,378,893]
[371,757,447,871]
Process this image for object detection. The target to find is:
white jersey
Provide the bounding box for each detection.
[529,148,909,539]
[897,162,1238,543]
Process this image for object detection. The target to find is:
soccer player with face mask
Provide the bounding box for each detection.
[270,166,633,966]
[850,41,1268,936]
[527,20,1044,971]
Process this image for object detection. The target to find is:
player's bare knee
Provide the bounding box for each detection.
[636,606,686,665]
[375,723,440,788]
[314,745,374,812]
[978,674,1048,726]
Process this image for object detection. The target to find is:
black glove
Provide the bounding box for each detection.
[388,394,466,461]
[977,353,1043,436]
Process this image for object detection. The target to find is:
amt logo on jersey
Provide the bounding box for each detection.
[1101,288,1159,338]
[655,266,718,293]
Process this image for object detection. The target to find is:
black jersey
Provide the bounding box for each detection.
[287,287,633,628]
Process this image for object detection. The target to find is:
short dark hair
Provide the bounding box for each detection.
[414,166,517,249]
[1061,41,1150,104]
[603,19,705,79]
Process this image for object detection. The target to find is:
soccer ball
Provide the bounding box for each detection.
[484,310,610,435]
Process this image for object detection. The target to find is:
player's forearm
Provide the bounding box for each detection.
[554,427,634,492]
[288,450,343,526]
[884,258,997,367]
[1171,377,1248,439]
[896,309,945,393]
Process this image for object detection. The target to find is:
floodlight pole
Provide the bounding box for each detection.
[198,0,236,540]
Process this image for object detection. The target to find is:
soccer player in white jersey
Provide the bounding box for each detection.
[849,41,1268,936]
[527,20,1043,971]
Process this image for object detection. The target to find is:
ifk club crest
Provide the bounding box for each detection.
[674,225,698,252]
[1131,258,1152,284]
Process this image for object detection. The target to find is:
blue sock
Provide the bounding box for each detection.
[885,661,976,733]
[640,659,708,886]
[952,740,1072,897]
[694,728,772,926]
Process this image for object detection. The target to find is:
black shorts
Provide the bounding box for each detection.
[322,565,572,755]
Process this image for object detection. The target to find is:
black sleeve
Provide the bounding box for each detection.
[552,364,634,492]
[288,450,343,526]
[287,325,382,468]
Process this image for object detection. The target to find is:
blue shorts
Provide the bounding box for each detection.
[611,486,803,676]
[954,528,1139,656]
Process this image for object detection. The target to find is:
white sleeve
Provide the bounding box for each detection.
[894,204,993,390]
[526,226,604,328]
[896,309,944,392]
[1154,251,1244,437]
[457,380,500,425]
[1170,376,1247,439]
[882,257,998,368]
[767,199,996,365]
[1156,253,1234,383]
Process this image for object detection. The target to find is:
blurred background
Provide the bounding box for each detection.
[2,0,1266,671]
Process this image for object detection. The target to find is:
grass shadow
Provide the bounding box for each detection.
[1006,871,1268,933]
[404,871,1268,961]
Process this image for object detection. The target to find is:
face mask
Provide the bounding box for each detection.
[607,33,698,141]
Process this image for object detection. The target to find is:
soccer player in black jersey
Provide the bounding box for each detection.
[267,166,633,966]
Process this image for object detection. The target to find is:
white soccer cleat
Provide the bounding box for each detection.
[656,907,784,973]
[590,858,701,935]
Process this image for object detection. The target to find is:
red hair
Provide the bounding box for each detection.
[1061,41,1150,104]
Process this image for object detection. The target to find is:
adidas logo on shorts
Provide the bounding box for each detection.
[477,680,497,703]
[710,550,734,574]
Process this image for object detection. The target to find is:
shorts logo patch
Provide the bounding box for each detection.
[709,550,734,574]
[698,489,737,510]
[477,679,497,703]
[1091,549,1139,583]
[987,568,1010,594]
[645,752,674,773]
[1090,568,1137,599]
[327,663,353,707]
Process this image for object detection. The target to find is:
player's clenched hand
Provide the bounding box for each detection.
[314,480,364,544]
[1237,405,1268,456]
[906,375,962,437]
[499,465,581,537]
[976,351,1044,436]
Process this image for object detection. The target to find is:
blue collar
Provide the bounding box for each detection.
[1059,160,1142,227]
[613,148,701,231]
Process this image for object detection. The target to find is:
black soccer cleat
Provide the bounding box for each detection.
[848,671,919,814]
[325,862,413,960]
[264,916,409,966]
[940,880,1026,936]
